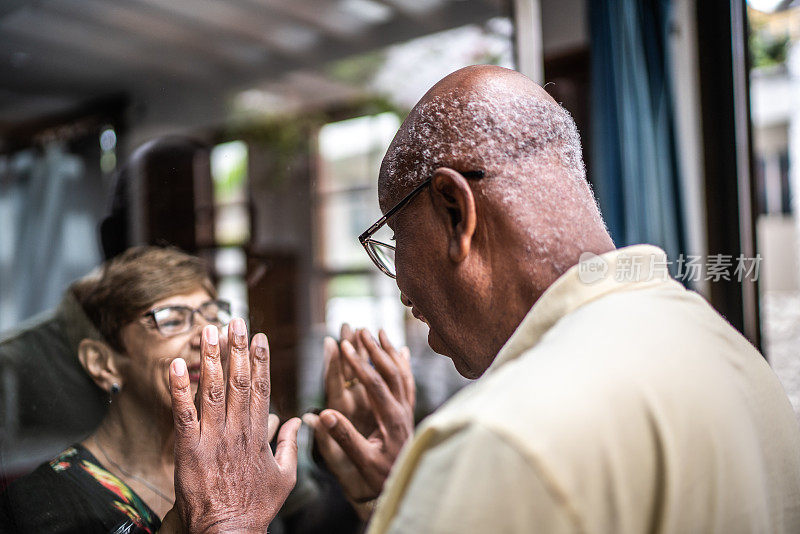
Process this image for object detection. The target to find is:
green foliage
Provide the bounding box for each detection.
[213,147,247,201]
[327,51,387,87]
[750,25,791,68]
[327,274,372,298]
[224,96,405,189]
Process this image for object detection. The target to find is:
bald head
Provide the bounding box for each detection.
[379,66,587,207]
[378,65,610,273]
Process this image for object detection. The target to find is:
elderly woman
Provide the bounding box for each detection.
[0,247,234,533]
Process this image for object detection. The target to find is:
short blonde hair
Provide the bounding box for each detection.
[74,246,216,352]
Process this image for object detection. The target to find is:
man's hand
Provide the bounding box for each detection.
[169,318,301,533]
[304,328,414,512]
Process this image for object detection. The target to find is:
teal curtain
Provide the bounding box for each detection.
[589,0,686,265]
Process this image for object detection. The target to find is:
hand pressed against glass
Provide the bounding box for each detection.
[167,319,301,533]
[327,324,376,436]
[304,327,414,516]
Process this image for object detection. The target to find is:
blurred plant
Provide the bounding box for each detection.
[326,18,513,109]
[212,141,248,203]
[224,96,401,189]
[224,114,317,190]
[749,22,791,68]
[327,50,387,87]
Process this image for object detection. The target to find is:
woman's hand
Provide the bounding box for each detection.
[304,328,415,517]
[168,319,301,533]
[326,324,377,436]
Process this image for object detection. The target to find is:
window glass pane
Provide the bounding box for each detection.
[320,189,375,270]
[215,246,249,323]
[749,4,800,417]
[318,113,399,271]
[212,141,250,245]
[325,274,404,347]
[318,112,400,193]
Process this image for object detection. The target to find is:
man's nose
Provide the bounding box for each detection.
[400,293,412,308]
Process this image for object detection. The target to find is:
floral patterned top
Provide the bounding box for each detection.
[0,444,161,533]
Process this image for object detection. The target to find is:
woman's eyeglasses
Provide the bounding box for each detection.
[143,300,232,337]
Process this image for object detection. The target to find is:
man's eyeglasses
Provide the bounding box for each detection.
[143,300,232,337]
[359,170,485,278]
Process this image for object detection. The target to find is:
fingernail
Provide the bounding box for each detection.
[232,318,246,343]
[255,333,267,349]
[205,326,218,345]
[232,317,246,335]
[301,413,316,427]
[171,358,187,377]
[361,330,376,345]
[320,411,338,429]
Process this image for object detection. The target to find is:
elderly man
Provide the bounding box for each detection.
[165,65,800,533]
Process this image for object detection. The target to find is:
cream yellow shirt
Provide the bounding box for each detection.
[368,245,800,534]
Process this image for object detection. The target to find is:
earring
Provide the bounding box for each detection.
[110,383,121,395]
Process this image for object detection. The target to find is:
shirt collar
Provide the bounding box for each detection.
[485,244,680,375]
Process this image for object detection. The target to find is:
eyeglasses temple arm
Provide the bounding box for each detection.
[358,171,482,244]
[359,215,388,243]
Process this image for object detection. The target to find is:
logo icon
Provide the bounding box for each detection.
[577,252,609,284]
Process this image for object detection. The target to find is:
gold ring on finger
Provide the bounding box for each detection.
[344,378,359,389]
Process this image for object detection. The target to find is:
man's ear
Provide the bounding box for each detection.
[78,339,123,394]
[430,167,477,263]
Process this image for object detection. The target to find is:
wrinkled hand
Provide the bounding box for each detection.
[326,324,376,437]
[168,318,301,533]
[303,327,373,505]
[304,328,414,511]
